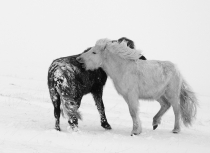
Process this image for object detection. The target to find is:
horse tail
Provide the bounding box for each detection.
[56,87,82,121]
[179,79,198,126]
[60,99,82,120]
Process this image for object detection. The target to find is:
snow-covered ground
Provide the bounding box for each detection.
[0,59,210,153]
[1,1,210,152]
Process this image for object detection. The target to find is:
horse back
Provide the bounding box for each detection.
[48,54,107,96]
[136,60,178,99]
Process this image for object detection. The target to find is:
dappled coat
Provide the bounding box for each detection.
[48,47,110,131]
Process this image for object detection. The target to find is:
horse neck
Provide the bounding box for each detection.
[102,52,128,80]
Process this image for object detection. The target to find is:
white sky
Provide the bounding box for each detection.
[0,0,210,96]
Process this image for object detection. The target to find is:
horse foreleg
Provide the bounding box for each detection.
[124,94,142,136]
[153,96,171,130]
[92,91,111,130]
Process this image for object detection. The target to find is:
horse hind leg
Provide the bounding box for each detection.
[64,97,82,132]
[58,96,81,132]
[170,97,181,133]
[49,88,61,131]
[153,96,171,130]
[56,83,82,131]
[68,114,79,131]
[92,91,111,130]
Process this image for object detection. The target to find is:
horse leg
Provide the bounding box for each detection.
[153,96,171,130]
[68,96,83,131]
[124,94,142,136]
[92,90,111,130]
[68,114,79,131]
[59,96,80,131]
[65,97,82,131]
[56,82,82,131]
[168,97,181,133]
[49,88,61,131]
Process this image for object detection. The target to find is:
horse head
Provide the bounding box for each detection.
[77,39,111,70]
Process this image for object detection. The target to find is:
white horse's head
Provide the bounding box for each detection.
[77,39,110,70]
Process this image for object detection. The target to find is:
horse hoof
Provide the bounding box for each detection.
[105,125,112,130]
[131,130,141,136]
[172,130,180,134]
[55,127,61,131]
[55,128,61,131]
[72,126,79,132]
[153,125,158,130]
[67,125,79,132]
[101,122,112,130]
[131,133,138,136]
[172,129,180,134]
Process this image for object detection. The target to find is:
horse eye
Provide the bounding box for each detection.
[93,52,96,54]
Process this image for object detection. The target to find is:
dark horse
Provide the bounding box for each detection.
[47,37,146,131]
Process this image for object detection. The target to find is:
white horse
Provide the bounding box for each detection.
[77,39,198,135]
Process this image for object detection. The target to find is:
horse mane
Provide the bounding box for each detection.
[94,38,142,61]
[95,38,111,48]
[107,40,142,60]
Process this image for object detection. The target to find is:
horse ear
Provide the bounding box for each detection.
[103,42,110,51]
[104,41,113,51]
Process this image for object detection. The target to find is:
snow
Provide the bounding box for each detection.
[0,59,210,153]
[1,0,210,152]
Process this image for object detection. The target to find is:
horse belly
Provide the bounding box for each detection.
[138,80,168,100]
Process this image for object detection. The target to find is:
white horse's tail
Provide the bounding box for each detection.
[179,80,198,126]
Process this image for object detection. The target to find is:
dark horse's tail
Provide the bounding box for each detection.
[60,97,82,121]
[179,79,198,126]
[55,87,82,121]
[48,61,82,121]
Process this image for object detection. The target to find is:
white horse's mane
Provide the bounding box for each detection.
[95,38,142,61]
[95,38,111,47]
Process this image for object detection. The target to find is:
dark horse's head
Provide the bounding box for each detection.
[111,37,135,49]
[118,37,135,49]
[118,37,146,60]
